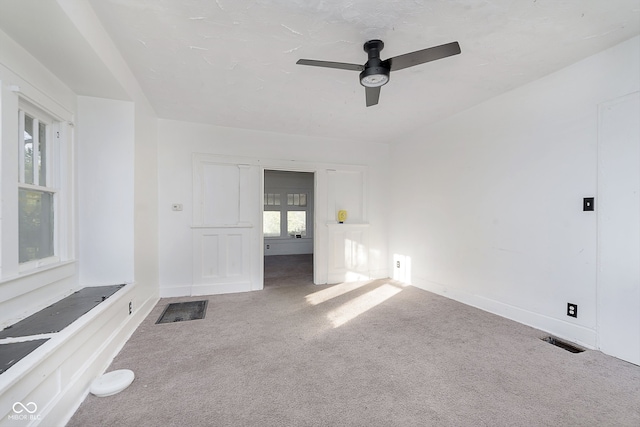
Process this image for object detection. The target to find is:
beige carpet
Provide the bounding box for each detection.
[68,273,640,426]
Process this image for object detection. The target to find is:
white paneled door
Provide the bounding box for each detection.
[597,91,640,365]
[192,157,262,294]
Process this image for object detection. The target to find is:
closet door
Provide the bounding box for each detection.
[597,92,640,365]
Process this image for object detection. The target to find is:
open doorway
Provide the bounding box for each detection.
[263,170,314,288]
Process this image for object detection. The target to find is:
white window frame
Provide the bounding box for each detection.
[263,188,311,239]
[17,100,62,272]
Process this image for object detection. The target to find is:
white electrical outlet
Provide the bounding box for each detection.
[172,203,183,211]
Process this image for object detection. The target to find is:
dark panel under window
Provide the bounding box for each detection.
[0,285,124,339]
[0,339,49,375]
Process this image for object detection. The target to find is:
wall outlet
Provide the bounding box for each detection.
[266,244,270,249]
[396,261,400,268]
[172,203,183,211]
[129,301,132,315]
[567,303,577,318]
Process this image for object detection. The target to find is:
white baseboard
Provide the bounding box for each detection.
[159,284,193,298]
[368,268,389,280]
[191,282,252,296]
[411,276,597,349]
[160,282,254,298]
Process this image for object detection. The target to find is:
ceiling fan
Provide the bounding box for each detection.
[296,40,461,107]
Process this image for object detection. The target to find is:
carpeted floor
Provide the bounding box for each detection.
[68,273,640,426]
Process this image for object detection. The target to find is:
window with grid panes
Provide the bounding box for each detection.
[18,106,57,264]
[263,191,309,238]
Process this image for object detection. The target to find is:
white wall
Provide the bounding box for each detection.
[389,36,640,348]
[73,95,158,302]
[133,100,160,301]
[57,0,160,301]
[158,119,389,296]
[77,96,135,286]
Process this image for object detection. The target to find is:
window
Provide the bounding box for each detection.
[263,211,281,237]
[287,193,306,206]
[17,105,58,266]
[19,189,54,263]
[287,211,306,237]
[263,190,311,238]
[264,193,281,206]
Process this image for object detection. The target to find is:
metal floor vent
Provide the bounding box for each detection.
[542,336,585,353]
[156,300,208,324]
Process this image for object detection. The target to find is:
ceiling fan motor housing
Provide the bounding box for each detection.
[360,40,390,87]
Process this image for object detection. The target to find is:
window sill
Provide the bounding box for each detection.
[326,222,370,227]
[18,256,61,274]
[264,236,312,241]
[1,259,76,285]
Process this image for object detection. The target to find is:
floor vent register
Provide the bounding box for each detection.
[156,300,208,324]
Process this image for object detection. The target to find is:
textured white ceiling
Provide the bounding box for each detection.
[2,1,640,144]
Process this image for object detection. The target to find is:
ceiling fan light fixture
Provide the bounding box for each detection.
[360,73,389,87]
[296,39,461,106]
[359,67,390,88]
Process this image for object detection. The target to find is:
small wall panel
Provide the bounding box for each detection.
[200,234,220,278]
[332,231,347,270]
[226,234,243,277]
[201,163,239,225]
[344,229,366,271]
[327,224,370,284]
[192,227,252,294]
[327,170,365,222]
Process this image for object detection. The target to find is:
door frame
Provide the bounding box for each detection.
[261,168,318,285]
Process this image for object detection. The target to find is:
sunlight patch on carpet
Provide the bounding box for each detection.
[305,281,373,306]
[327,283,402,328]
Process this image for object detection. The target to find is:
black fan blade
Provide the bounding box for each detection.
[296,59,364,72]
[384,41,461,72]
[365,86,381,107]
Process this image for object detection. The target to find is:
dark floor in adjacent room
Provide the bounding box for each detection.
[263,254,313,288]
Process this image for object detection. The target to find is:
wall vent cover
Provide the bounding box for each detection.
[156,300,208,324]
[541,336,585,353]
